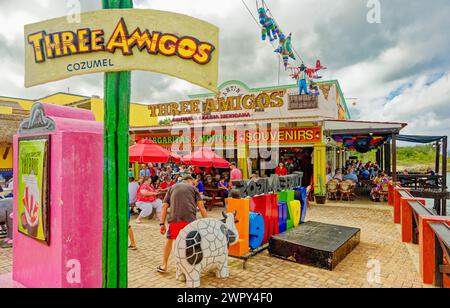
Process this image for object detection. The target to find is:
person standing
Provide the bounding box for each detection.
[157,175,208,273]
[275,162,288,176]
[229,162,243,188]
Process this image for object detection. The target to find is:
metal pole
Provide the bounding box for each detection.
[392,134,397,182]
[385,140,391,175]
[332,146,336,175]
[442,137,447,216]
[435,141,440,175]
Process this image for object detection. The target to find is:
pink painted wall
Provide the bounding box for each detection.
[13,104,103,288]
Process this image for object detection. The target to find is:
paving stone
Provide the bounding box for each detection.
[0,202,427,288]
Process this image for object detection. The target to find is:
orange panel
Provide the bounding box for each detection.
[228,198,250,258]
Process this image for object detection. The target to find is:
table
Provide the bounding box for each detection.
[204,187,226,211]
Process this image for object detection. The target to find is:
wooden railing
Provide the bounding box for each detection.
[397,174,445,191]
[388,182,450,288]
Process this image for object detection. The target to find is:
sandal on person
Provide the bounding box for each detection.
[128,245,138,251]
[156,266,168,274]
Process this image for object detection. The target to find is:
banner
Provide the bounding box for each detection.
[24,9,219,93]
[17,137,50,244]
[136,127,322,147]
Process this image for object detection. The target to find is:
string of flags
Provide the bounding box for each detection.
[255,0,327,96]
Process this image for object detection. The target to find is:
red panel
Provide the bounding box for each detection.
[393,188,411,224]
[250,194,279,245]
[400,198,426,243]
[388,182,400,206]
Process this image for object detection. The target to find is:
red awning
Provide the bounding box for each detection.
[182,148,230,168]
[129,139,181,164]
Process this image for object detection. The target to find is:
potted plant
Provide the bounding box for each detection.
[315,175,327,204]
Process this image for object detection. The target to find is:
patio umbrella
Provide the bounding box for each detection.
[182,148,230,168]
[129,139,181,164]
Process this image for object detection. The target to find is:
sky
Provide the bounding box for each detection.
[0,0,449,139]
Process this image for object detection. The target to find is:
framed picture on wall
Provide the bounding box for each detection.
[17,135,50,245]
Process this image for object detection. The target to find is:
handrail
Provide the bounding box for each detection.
[388,181,450,287]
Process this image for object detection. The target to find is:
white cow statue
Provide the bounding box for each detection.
[174,212,239,288]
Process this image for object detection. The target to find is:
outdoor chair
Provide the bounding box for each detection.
[378,182,390,202]
[327,180,340,200]
[339,180,354,201]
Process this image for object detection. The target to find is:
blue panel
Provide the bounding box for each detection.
[249,212,265,249]
[277,202,287,233]
[294,187,308,224]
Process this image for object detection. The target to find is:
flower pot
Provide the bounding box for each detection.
[315,195,327,204]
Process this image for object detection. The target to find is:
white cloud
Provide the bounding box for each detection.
[0,0,449,138]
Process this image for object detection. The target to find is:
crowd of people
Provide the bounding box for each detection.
[127,162,243,250]
[326,160,391,202]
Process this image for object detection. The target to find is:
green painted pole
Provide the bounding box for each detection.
[102,0,133,288]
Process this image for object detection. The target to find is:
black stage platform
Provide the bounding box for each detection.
[269,221,361,270]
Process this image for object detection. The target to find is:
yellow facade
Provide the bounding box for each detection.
[0,93,158,126]
[0,93,158,171]
[0,145,13,170]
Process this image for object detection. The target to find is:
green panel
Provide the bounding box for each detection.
[278,190,295,203]
[102,0,133,289]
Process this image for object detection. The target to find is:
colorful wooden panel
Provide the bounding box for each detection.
[251,194,279,245]
[289,200,301,228]
[278,202,287,233]
[294,187,308,224]
[227,198,250,257]
[249,212,265,249]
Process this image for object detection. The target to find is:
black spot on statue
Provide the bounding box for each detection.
[220,224,231,247]
[185,231,203,266]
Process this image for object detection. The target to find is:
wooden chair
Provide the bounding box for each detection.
[378,182,390,202]
[339,180,354,201]
[327,180,340,200]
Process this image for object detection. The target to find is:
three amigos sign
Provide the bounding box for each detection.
[24,9,219,93]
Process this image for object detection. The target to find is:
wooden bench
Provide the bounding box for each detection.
[428,222,450,288]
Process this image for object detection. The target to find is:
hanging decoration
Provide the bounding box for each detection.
[288,59,327,96]
[274,32,296,69]
[258,7,280,42]
[332,135,391,153]
[244,0,330,86]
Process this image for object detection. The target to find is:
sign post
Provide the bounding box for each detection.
[102,0,132,290]
[24,0,219,288]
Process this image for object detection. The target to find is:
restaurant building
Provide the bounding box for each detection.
[128,80,341,191]
[1,80,406,194]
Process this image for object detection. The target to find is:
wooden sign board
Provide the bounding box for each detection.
[24,9,219,93]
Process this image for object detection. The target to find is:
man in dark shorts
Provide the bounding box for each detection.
[157,175,208,273]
